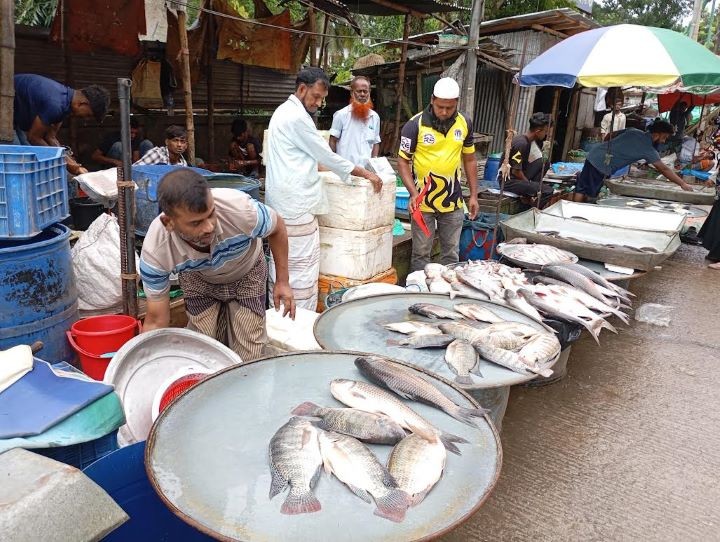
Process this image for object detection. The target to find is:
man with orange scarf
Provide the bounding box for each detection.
[329,76,381,166]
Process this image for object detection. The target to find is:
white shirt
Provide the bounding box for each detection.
[328,105,381,167]
[600,111,626,136]
[265,95,355,220]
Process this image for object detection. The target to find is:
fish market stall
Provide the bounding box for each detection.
[146,351,501,541]
[605,177,716,205]
[597,196,708,234]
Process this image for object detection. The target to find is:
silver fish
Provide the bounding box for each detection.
[291,402,406,445]
[408,303,463,320]
[453,303,505,323]
[383,321,442,336]
[388,434,446,506]
[517,333,561,367]
[504,289,544,323]
[424,263,447,280]
[398,333,455,349]
[480,329,537,351]
[318,431,411,523]
[445,340,480,385]
[542,265,618,305]
[268,417,323,515]
[355,355,488,426]
[555,262,634,299]
[456,269,502,300]
[474,341,553,377]
[542,284,630,324]
[441,268,458,283]
[330,379,468,455]
[438,322,489,344]
[427,278,454,296]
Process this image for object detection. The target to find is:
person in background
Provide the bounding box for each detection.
[228,117,262,176]
[12,73,110,176]
[134,125,188,166]
[92,117,153,168]
[600,99,626,139]
[497,112,554,208]
[397,77,479,272]
[140,169,295,361]
[265,67,382,311]
[669,100,693,152]
[572,120,694,203]
[677,136,715,172]
[329,75,381,166]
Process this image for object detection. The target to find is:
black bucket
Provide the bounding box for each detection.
[70,197,105,230]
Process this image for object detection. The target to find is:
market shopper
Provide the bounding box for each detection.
[600,99,626,139]
[92,117,154,167]
[228,117,262,176]
[397,77,479,272]
[265,67,383,310]
[329,75,381,166]
[140,169,295,361]
[134,125,188,166]
[572,121,695,203]
[13,73,110,176]
[496,112,554,208]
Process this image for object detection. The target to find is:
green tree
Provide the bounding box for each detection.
[593,0,693,30]
[15,0,57,27]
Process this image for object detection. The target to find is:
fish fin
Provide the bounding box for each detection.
[598,318,617,334]
[449,290,457,300]
[281,487,322,515]
[291,401,321,416]
[346,483,373,503]
[439,431,469,456]
[534,367,554,378]
[447,405,489,428]
[386,339,401,346]
[269,462,288,499]
[310,464,323,490]
[405,422,441,443]
[455,375,474,386]
[470,364,484,378]
[411,486,433,506]
[373,489,411,523]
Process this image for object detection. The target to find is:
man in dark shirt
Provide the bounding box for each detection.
[228,117,262,176]
[497,112,553,207]
[91,118,154,168]
[13,74,110,175]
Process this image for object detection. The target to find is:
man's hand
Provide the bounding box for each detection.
[705,179,716,188]
[273,280,296,320]
[680,182,695,192]
[366,172,382,193]
[467,198,479,220]
[407,188,421,214]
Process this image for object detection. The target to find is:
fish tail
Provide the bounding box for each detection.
[410,487,432,506]
[533,366,554,378]
[455,375,474,386]
[598,318,617,334]
[291,401,321,416]
[447,405,490,428]
[281,488,322,515]
[439,430,469,456]
[373,489,411,523]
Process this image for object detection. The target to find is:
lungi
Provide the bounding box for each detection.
[178,253,268,361]
[268,213,320,311]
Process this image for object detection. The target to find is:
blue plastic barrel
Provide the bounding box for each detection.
[484,154,501,182]
[0,224,78,362]
[83,442,213,541]
[205,173,261,201]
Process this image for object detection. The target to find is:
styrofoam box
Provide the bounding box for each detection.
[265,307,321,351]
[318,171,396,231]
[319,224,393,281]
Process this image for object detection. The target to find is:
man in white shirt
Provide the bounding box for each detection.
[265,67,383,310]
[600,99,626,139]
[329,76,381,166]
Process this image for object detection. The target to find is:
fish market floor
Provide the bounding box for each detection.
[442,244,720,541]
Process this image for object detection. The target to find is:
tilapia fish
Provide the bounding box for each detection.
[383,321,442,336]
[427,278,454,296]
[330,379,468,455]
[517,333,561,367]
[474,340,553,377]
[388,434,446,506]
[453,303,505,323]
[291,402,406,445]
[445,339,480,385]
[408,303,463,320]
[268,417,323,515]
[504,289,544,323]
[318,431,411,523]
[355,355,488,427]
[399,333,455,349]
[438,322,489,344]
[424,263,448,279]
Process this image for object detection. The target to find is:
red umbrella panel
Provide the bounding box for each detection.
[658,91,720,113]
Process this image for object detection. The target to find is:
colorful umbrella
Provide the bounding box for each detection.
[518,24,720,92]
[657,91,720,113]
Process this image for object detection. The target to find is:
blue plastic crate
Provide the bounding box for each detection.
[35,430,119,470]
[0,145,69,239]
[396,186,410,211]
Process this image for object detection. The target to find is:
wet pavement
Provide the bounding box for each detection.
[443,244,720,541]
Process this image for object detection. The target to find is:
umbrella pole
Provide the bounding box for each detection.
[534,87,561,208]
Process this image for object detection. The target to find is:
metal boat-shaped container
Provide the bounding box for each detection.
[605,177,715,205]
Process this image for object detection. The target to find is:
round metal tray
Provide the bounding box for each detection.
[496,242,578,270]
[145,351,501,542]
[313,293,557,390]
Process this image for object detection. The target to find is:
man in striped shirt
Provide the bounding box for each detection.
[140,169,294,361]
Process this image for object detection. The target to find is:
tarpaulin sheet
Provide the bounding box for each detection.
[217,10,292,71]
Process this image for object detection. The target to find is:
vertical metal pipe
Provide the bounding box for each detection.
[117,78,138,318]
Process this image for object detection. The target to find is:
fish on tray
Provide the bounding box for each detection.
[268,417,324,515]
[318,431,411,523]
[408,303,463,320]
[398,333,455,349]
[445,339,480,384]
[388,434,446,506]
[355,355,488,427]
[383,321,442,336]
[473,340,554,378]
[291,402,406,445]
[453,303,505,323]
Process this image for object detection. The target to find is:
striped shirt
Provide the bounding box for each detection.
[133,146,187,166]
[140,188,277,301]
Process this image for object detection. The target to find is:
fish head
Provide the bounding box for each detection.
[330,379,368,403]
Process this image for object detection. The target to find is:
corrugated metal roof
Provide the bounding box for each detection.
[334,0,467,16]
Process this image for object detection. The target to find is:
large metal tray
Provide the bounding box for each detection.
[605,177,716,205]
[313,293,557,390]
[597,195,708,219]
[543,200,686,233]
[145,351,501,542]
[500,208,681,271]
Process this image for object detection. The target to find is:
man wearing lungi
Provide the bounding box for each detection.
[140,169,295,361]
[265,67,383,311]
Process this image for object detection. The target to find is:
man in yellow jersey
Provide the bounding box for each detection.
[397,77,478,271]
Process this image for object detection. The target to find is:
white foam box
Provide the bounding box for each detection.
[265,307,321,352]
[318,171,396,231]
[319,224,393,281]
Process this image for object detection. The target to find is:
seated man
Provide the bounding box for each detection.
[140,169,295,361]
[92,118,153,168]
[228,118,262,176]
[134,125,188,166]
[497,112,554,208]
[677,136,715,172]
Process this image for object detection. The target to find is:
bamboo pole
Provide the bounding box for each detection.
[392,13,412,154]
[461,0,484,114]
[308,4,318,67]
[318,14,329,69]
[0,0,14,142]
[177,9,196,165]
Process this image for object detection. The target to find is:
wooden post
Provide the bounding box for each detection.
[308,4,318,67]
[534,87,561,207]
[0,0,14,142]
[561,88,581,159]
[318,14,329,70]
[206,8,216,164]
[392,13,412,154]
[177,8,196,165]
[461,0,484,114]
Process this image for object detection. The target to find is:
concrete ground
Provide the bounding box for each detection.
[442,244,720,541]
